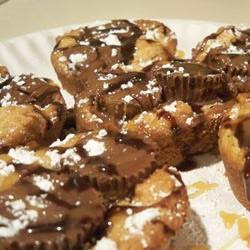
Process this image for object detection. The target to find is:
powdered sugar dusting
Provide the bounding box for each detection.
[124,208,161,247]
[186,117,193,125]
[0,92,17,106]
[83,139,106,156]
[32,174,55,192]
[50,133,75,147]
[0,160,15,176]
[26,194,48,209]
[0,199,38,237]
[163,101,177,113]
[8,147,38,165]
[45,147,81,168]
[95,237,117,250]
[68,53,87,70]
[124,208,160,235]
[97,129,108,139]
[100,34,121,46]
[69,53,87,64]
[123,95,134,103]
[45,149,62,169]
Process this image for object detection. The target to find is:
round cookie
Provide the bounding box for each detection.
[219,93,250,209]
[0,172,106,250]
[74,71,163,132]
[51,19,177,95]
[0,69,66,149]
[93,167,189,250]
[192,26,250,77]
[123,99,233,167]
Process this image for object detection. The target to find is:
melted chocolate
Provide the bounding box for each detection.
[206,52,250,77]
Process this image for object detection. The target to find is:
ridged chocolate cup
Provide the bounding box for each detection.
[192,25,250,63]
[61,131,160,200]
[74,157,159,200]
[74,71,163,133]
[206,53,250,78]
[0,172,106,250]
[155,61,226,103]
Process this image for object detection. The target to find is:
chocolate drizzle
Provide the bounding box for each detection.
[54,20,142,80]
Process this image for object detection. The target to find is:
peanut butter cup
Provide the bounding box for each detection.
[193,26,250,78]
[153,60,226,104]
[0,172,106,250]
[227,75,250,98]
[204,48,250,78]
[74,71,163,132]
[43,130,159,200]
[51,19,176,95]
[0,70,66,149]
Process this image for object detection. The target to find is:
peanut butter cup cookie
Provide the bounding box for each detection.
[39,130,159,200]
[93,167,189,250]
[0,172,106,250]
[74,71,163,132]
[219,93,250,209]
[51,20,176,95]
[193,26,250,77]
[0,69,66,149]
[124,99,233,167]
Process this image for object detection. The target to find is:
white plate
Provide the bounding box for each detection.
[0,19,249,250]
